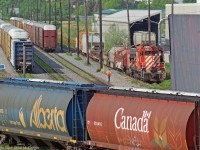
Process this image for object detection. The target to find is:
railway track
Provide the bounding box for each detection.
[34,46,109,85]
[34,53,67,81]
[49,53,110,85]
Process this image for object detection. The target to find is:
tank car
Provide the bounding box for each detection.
[0,20,34,72]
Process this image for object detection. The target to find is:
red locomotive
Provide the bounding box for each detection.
[130,45,166,82]
[10,17,57,51]
[77,31,166,83]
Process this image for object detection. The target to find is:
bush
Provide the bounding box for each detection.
[74,56,82,61]
[66,51,72,56]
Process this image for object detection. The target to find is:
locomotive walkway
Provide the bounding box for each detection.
[56,50,138,87]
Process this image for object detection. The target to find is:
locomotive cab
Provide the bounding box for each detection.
[130,45,166,82]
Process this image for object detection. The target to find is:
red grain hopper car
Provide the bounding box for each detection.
[86,87,199,150]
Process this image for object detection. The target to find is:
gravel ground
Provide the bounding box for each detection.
[31,61,54,80]
[56,50,138,87]
[0,48,19,78]
[0,45,138,87]
[34,47,91,83]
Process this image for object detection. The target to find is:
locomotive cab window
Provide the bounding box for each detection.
[145,51,157,56]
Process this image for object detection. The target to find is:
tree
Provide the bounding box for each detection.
[183,0,196,3]
[102,0,124,9]
[104,24,129,50]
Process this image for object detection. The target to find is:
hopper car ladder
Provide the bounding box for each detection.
[72,90,92,142]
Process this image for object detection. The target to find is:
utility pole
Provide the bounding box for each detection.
[99,0,103,70]
[30,0,32,19]
[40,0,42,21]
[49,0,51,24]
[54,0,57,26]
[45,0,47,23]
[84,0,89,64]
[2,3,3,20]
[60,0,63,51]
[68,0,71,52]
[172,0,174,15]
[23,44,26,78]
[76,0,80,56]
[18,0,21,17]
[37,0,38,21]
[28,0,30,19]
[126,0,131,47]
[148,0,151,45]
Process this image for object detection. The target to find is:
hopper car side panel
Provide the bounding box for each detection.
[86,92,195,150]
[0,79,107,142]
[0,84,73,139]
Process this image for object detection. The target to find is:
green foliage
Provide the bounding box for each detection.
[104,24,129,50]
[74,55,82,60]
[96,68,101,72]
[66,51,73,56]
[183,0,196,3]
[137,0,173,9]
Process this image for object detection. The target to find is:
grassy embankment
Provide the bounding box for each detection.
[57,21,93,49]
[0,71,5,78]
[132,63,171,90]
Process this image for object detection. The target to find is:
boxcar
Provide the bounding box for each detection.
[0,20,34,72]
[10,17,57,52]
[33,22,57,51]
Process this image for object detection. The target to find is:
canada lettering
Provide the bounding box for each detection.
[114,108,151,133]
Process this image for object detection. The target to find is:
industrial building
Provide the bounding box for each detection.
[165,3,200,45]
[96,9,162,46]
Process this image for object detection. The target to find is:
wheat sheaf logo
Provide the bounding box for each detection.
[19,107,26,128]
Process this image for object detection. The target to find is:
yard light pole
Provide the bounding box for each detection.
[28,0,30,19]
[37,0,38,21]
[18,0,20,17]
[54,0,57,26]
[49,0,51,24]
[148,0,151,45]
[68,0,71,52]
[76,0,80,57]
[1,4,3,20]
[126,0,131,47]
[44,0,46,23]
[60,0,63,51]
[30,0,32,19]
[84,0,89,64]
[99,0,103,70]
[40,0,42,21]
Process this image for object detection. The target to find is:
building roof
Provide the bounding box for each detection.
[94,9,119,15]
[102,10,161,23]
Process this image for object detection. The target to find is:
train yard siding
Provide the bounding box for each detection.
[0,48,19,78]
[34,47,90,83]
[57,51,138,87]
